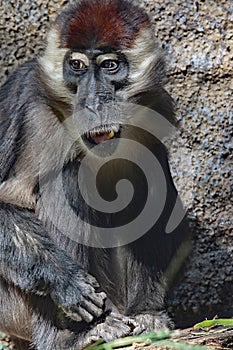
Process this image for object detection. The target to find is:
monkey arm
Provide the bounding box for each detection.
[0,202,106,323]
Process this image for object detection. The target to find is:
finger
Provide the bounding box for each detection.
[88,291,106,307]
[60,306,82,322]
[78,306,94,323]
[80,298,103,318]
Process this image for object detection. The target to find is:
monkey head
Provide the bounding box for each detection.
[39,0,168,156]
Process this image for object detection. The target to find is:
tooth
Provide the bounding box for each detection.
[108,131,115,138]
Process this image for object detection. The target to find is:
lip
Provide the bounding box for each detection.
[83,124,121,146]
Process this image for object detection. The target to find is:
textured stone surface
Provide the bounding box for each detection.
[0,0,232,335]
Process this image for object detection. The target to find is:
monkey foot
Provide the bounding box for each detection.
[132,312,173,335]
[76,312,137,349]
[76,312,171,349]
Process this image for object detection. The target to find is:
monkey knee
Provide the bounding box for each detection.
[0,279,33,340]
[11,337,32,350]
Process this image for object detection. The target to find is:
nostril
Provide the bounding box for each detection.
[85,105,95,113]
[96,104,103,112]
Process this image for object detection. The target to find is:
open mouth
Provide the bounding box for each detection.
[83,124,121,145]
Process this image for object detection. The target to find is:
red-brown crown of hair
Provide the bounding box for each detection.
[55,0,150,50]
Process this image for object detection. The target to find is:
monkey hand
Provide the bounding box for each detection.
[51,270,106,323]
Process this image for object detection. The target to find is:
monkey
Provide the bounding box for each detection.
[0,0,190,349]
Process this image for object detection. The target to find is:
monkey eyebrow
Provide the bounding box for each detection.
[70,52,90,66]
[96,53,119,65]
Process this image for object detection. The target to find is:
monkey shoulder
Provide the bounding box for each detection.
[0,59,40,185]
[0,59,41,113]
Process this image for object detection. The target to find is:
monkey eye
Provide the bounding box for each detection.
[96,54,120,72]
[69,59,87,71]
[100,59,119,71]
[69,52,89,72]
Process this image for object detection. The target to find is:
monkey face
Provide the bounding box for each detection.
[63,49,129,148]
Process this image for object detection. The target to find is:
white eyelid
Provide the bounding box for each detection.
[70,52,89,66]
[96,53,119,65]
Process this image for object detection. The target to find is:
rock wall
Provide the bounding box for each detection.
[0,0,232,327]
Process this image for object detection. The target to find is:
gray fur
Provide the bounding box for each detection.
[0,1,189,349]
